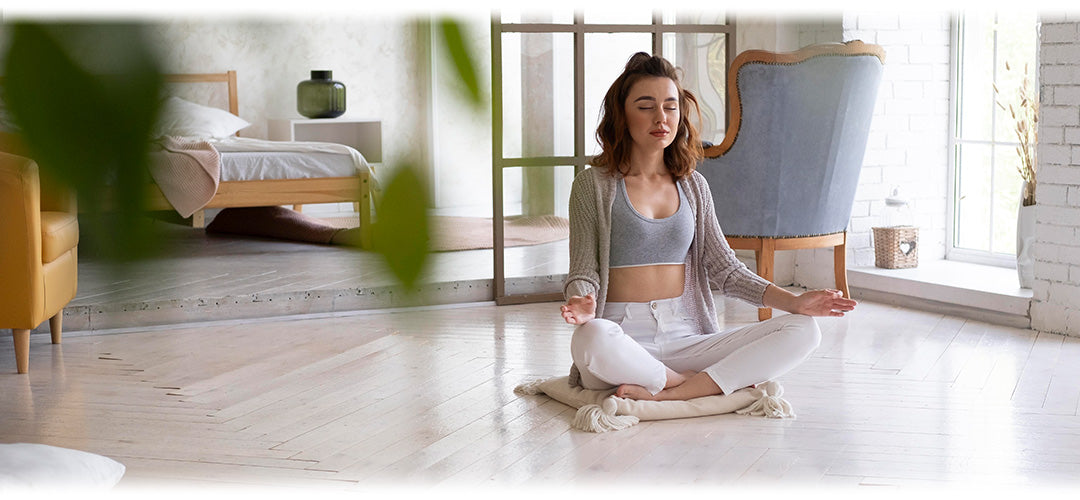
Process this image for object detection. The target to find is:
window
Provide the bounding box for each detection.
[492,11,735,303]
[948,12,1038,266]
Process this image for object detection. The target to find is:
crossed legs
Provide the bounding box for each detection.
[570,313,821,401]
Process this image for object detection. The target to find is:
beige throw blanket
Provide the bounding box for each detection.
[148,136,220,218]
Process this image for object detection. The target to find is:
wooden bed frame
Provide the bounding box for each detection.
[152,71,372,248]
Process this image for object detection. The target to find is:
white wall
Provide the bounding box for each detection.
[148,16,430,175]
[797,15,843,48]
[1033,15,1080,336]
[735,14,803,53]
[429,16,493,216]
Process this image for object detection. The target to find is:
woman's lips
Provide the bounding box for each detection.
[650,130,669,137]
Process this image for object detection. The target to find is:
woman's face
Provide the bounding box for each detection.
[623,76,680,154]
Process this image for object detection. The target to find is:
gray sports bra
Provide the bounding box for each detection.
[610,177,694,268]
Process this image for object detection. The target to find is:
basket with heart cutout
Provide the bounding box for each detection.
[872,225,918,269]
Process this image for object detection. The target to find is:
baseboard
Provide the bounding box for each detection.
[36,275,565,336]
[851,286,1031,329]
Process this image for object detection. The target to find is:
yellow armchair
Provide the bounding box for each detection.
[0,150,79,374]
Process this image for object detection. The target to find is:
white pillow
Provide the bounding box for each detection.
[153,96,250,139]
[0,443,126,490]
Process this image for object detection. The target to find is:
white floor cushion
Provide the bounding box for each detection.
[515,376,795,432]
[0,443,126,490]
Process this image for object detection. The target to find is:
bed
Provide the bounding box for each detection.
[148,71,374,248]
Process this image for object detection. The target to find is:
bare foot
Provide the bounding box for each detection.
[615,384,657,400]
[663,368,698,389]
[620,372,727,401]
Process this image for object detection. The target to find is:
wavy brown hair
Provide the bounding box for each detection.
[591,52,703,179]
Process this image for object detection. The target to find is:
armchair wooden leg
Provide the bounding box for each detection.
[755,238,776,321]
[50,313,63,344]
[13,328,29,374]
[834,235,850,298]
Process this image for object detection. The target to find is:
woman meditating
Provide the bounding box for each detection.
[561,52,857,402]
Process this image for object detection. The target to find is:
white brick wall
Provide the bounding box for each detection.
[796,15,843,48]
[1034,18,1080,337]
[793,12,953,289]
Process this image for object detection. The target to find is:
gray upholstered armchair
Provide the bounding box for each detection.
[698,41,885,320]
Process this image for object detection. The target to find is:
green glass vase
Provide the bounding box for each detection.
[297,70,346,119]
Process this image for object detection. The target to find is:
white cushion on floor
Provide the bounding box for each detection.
[0,443,125,490]
[519,375,769,421]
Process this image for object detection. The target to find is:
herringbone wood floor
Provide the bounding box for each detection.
[2,291,1078,492]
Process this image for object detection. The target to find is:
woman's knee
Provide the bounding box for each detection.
[570,318,623,361]
[778,314,822,353]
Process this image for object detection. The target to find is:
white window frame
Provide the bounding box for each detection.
[946,13,1036,268]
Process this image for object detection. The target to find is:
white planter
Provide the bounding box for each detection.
[1017,203,1036,289]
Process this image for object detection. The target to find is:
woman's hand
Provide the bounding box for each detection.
[793,289,857,317]
[561,294,597,325]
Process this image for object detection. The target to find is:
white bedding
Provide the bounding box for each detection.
[208,137,374,183]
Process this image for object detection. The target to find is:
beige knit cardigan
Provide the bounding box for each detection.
[563,167,771,335]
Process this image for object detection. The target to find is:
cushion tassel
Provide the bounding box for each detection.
[572,397,639,433]
[735,381,795,419]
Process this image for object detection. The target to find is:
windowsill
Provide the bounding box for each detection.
[848,259,1033,328]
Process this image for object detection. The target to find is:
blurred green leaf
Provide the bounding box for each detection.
[2,23,164,263]
[372,164,430,290]
[438,19,483,109]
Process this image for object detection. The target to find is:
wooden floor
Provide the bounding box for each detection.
[75,219,569,302]
[62,219,569,332]
[3,290,1078,493]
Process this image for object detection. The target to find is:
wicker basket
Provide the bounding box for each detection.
[872,226,918,269]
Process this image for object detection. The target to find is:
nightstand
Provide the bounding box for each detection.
[268,118,382,163]
[267,118,382,220]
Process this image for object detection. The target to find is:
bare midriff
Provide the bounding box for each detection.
[607,264,685,303]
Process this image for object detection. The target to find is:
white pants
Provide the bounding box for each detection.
[570,296,821,395]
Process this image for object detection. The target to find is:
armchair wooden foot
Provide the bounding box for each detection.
[13,329,29,374]
[9,314,64,373]
[731,232,851,322]
[50,313,62,345]
[834,238,851,298]
[754,239,776,321]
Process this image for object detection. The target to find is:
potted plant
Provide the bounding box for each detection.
[995,62,1038,288]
